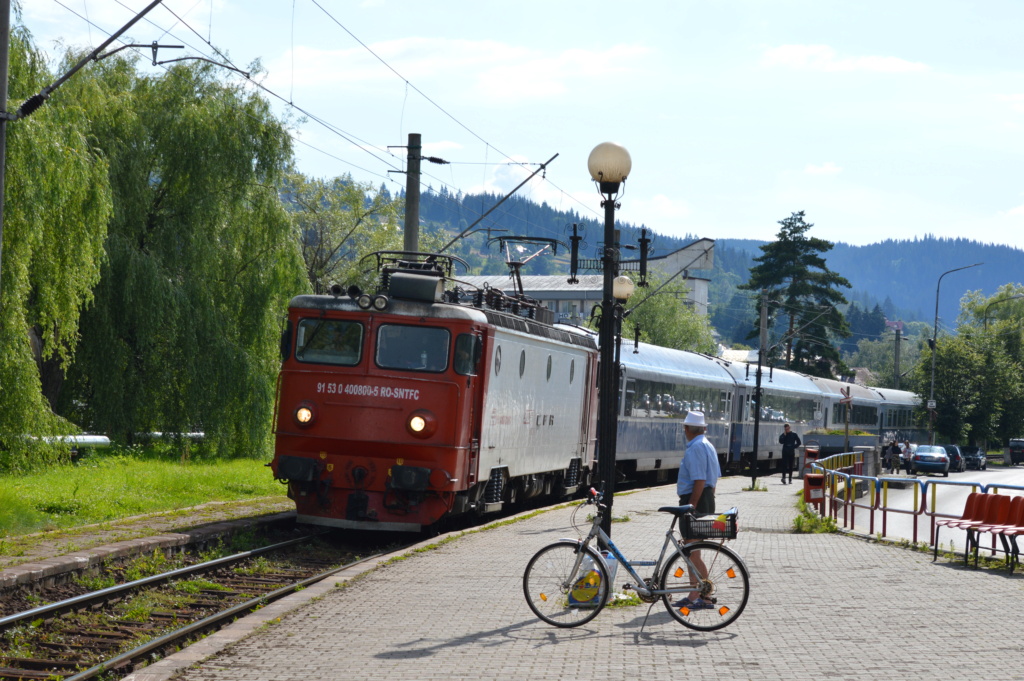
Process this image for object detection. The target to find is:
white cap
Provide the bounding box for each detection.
[682,411,706,427]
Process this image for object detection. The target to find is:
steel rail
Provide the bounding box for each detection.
[63,547,400,681]
[0,533,324,631]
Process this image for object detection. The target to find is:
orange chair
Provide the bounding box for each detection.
[934,492,981,562]
[946,493,994,530]
[990,496,1024,574]
[964,494,1011,567]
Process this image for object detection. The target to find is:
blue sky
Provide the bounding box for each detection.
[20,0,1024,250]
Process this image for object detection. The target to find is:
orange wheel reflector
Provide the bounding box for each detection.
[539,593,547,602]
[726,568,736,579]
[680,606,690,615]
[718,606,730,616]
[674,567,684,578]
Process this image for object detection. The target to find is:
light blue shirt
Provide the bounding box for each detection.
[676,433,721,497]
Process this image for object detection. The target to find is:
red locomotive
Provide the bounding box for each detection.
[271,251,599,531]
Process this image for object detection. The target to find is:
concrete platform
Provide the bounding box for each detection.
[120,476,1024,681]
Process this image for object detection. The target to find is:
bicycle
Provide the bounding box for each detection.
[522,488,749,632]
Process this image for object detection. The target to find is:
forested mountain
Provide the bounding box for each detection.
[417,189,1024,342]
[717,237,1017,333]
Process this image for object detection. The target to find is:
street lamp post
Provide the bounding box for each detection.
[929,262,983,444]
[588,142,633,538]
[982,294,1024,330]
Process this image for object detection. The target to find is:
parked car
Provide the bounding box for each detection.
[1009,439,1024,465]
[940,444,965,473]
[962,446,987,471]
[912,445,950,476]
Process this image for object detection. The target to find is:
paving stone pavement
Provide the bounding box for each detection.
[126,476,1024,681]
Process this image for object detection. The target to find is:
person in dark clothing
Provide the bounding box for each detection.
[778,423,801,484]
[887,441,901,474]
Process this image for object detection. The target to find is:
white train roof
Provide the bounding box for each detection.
[718,361,824,398]
[870,386,920,407]
[808,375,881,402]
[620,343,736,387]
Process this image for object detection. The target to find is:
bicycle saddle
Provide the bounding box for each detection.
[657,505,695,517]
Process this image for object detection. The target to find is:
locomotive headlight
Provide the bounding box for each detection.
[356,294,373,310]
[372,295,389,311]
[406,409,438,438]
[294,401,317,427]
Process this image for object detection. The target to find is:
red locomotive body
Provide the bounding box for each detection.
[271,253,598,531]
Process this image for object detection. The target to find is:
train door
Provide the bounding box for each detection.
[457,330,486,488]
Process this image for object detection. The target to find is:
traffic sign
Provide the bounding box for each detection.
[839,386,852,404]
[927,400,936,409]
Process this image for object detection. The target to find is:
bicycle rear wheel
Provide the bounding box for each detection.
[660,541,749,631]
[523,542,609,627]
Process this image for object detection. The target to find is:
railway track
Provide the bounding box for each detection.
[0,532,408,680]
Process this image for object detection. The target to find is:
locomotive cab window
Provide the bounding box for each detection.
[376,324,450,372]
[454,334,481,376]
[295,319,363,366]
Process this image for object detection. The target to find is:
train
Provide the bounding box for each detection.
[270,250,924,531]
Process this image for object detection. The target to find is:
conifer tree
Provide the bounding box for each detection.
[740,211,851,378]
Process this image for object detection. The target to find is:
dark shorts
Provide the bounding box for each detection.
[680,486,716,515]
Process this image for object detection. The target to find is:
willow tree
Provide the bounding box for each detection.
[60,57,306,456]
[0,25,113,471]
[284,173,404,294]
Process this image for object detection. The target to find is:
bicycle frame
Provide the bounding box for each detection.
[567,503,716,601]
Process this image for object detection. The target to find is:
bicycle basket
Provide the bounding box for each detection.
[681,508,738,540]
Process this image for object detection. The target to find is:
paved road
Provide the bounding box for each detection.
[125,476,1024,681]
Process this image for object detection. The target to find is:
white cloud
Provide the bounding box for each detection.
[804,162,843,176]
[1003,204,1024,218]
[761,45,929,73]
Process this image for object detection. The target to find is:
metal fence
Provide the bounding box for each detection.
[810,451,1024,555]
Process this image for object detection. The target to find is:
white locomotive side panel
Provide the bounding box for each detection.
[478,327,594,478]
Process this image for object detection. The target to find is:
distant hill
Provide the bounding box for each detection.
[416,188,1024,339]
[717,237,1021,330]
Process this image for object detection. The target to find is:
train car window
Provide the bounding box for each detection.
[546,355,552,381]
[295,319,363,366]
[519,350,526,378]
[569,359,575,384]
[376,324,450,372]
[494,346,502,375]
[454,334,479,376]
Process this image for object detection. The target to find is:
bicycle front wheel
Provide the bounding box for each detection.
[660,541,749,631]
[523,542,609,627]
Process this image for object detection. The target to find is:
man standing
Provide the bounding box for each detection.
[778,423,801,484]
[677,411,720,513]
[675,410,721,609]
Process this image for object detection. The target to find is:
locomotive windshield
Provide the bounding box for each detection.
[376,324,450,372]
[295,319,363,366]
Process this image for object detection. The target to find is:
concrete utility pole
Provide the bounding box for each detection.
[403,133,421,253]
[894,327,902,390]
[749,290,768,487]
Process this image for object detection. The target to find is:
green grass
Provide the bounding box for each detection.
[0,447,285,539]
[792,499,838,533]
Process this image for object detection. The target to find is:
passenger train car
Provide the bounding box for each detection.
[270,251,923,531]
[613,342,923,482]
